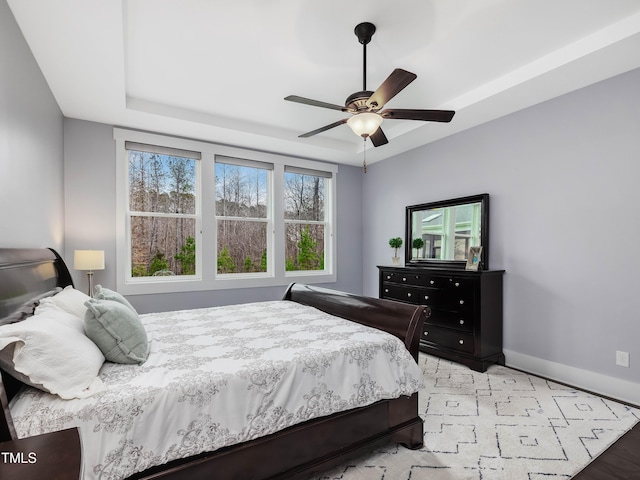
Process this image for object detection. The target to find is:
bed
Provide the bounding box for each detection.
[0,248,428,480]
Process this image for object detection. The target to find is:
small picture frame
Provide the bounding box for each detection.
[466,246,483,271]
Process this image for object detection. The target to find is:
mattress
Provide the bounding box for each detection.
[10,300,424,480]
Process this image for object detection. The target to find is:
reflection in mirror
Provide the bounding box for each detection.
[406,194,489,269]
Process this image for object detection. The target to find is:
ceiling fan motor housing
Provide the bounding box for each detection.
[345,90,375,111]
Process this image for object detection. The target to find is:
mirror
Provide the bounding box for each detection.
[405,194,489,269]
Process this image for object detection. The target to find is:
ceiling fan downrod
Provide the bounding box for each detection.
[354,22,376,92]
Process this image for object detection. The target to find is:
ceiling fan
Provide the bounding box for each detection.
[285,22,455,149]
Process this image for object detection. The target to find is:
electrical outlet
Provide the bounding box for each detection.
[616,351,630,368]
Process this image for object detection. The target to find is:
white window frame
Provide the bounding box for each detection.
[214,156,274,279]
[114,128,337,295]
[283,167,333,277]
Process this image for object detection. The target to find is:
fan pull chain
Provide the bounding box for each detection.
[362,137,367,173]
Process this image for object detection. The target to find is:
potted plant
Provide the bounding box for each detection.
[412,237,425,259]
[389,237,403,265]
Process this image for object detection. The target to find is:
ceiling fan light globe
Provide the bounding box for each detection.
[347,112,383,137]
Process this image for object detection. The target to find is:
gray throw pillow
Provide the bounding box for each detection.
[93,285,137,314]
[84,298,149,364]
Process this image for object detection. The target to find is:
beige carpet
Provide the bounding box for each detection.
[314,354,640,480]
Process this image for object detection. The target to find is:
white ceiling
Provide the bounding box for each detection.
[8,0,640,166]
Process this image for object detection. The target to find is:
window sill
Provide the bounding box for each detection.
[117,272,337,296]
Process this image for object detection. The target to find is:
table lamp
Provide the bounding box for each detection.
[74,250,105,297]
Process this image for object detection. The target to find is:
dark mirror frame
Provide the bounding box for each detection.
[405,193,490,270]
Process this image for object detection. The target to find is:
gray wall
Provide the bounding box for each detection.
[63,119,364,312]
[363,67,640,387]
[0,0,64,250]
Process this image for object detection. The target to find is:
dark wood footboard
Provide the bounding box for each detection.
[283,283,429,362]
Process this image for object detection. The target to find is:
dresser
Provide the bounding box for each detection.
[378,266,504,372]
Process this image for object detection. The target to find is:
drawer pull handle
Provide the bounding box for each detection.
[384,289,389,293]
[459,339,464,345]
[455,282,460,287]
[407,293,412,297]
[424,295,429,300]
[386,275,391,279]
[459,300,465,305]
[459,319,464,325]
[430,280,435,285]
[423,331,429,336]
[403,277,407,281]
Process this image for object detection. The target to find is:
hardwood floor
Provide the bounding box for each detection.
[572,421,640,479]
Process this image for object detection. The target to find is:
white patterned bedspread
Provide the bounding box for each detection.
[9,300,424,480]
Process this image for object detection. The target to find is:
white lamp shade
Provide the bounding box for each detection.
[347,112,383,137]
[74,250,105,271]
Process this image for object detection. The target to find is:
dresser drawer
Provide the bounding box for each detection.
[417,287,474,313]
[382,270,474,292]
[381,283,419,303]
[422,326,474,354]
[428,309,473,333]
[382,271,427,286]
[419,273,474,291]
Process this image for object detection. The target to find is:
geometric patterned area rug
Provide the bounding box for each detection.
[314,354,640,480]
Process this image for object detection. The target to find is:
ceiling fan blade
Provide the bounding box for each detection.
[366,69,417,110]
[380,109,455,122]
[285,95,348,112]
[299,118,349,138]
[369,127,388,147]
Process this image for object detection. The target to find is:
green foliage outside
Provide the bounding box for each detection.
[297,227,320,270]
[148,252,169,275]
[217,246,236,273]
[286,226,323,271]
[132,236,195,277]
[175,236,196,275]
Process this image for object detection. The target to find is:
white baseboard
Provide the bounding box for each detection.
[504,349,640,407]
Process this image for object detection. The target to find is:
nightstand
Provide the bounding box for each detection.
[0,427,81,480]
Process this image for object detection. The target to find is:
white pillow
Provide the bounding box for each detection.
[37,285,91,320]
[0,303,105,399]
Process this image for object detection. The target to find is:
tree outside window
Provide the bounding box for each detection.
[215,161,270,274]
[284,171,327,272]
[128,149,196,277]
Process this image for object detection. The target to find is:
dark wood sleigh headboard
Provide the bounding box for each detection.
[0,248,74,441]
[0,248,73,325]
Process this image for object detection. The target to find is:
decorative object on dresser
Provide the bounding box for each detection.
[465,245,483,271]
[389,237,403,265]
[379,266,504,372]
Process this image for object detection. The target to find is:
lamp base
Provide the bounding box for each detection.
[86,271,94,297]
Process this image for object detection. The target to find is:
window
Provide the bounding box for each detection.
[284,167,330,272]
[215,157,272,275]
[114,129,337,294]
[126,143,199,279]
